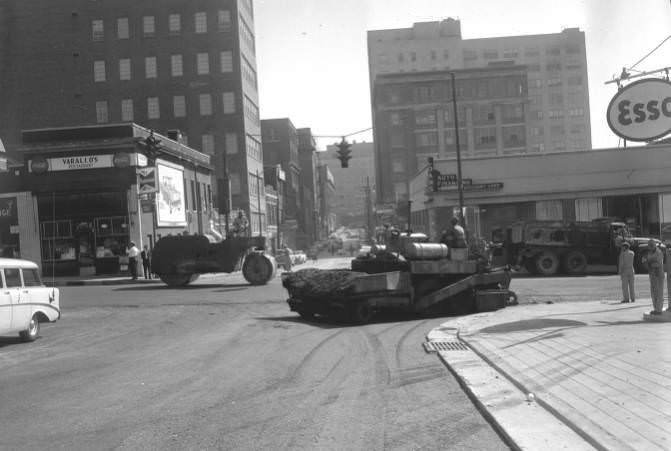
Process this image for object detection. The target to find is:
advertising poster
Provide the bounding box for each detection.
[156,162,187,227]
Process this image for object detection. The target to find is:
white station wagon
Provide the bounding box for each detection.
[0,258,60,342]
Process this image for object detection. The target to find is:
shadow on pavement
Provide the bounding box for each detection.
[113,283,251,292]
[479,318,586,334]
[0,336,28,348]
[255,309,453,329]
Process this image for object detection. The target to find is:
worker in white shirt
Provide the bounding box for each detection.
[127,241,140,280]
[618,241,635,303]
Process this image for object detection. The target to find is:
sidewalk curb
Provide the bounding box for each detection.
[427,319,598,451]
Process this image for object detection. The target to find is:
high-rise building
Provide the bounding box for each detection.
[297,128,318,246]
[0,0,265,234]
[368,19,591,203]
[320,142,375,228]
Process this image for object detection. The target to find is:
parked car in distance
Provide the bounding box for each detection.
[0,258,60,342]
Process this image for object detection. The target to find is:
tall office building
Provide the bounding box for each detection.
[368,19,591,203]
[0,0,265,233]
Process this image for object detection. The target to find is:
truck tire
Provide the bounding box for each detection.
[242,253,275,285]
[535,251,559,276]
[563,251,587,275]
[159,273,199,287]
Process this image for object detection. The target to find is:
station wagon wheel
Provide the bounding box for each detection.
[19,314,40,342]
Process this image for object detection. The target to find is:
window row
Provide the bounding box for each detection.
[92,51,236,81]
[91,11,232,41]
[412,125,526,150]
[410,103,524,129]
[200,131,240,156]
[461,43,582,62]
[529,76,583,89]
[95,92,237,123]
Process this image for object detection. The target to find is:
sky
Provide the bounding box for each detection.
[254,0,671,150]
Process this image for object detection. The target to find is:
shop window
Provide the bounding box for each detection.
[41,220,75,262]
[94,217,130,258]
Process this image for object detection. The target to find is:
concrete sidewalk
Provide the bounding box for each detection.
[46,257,351,287]
[427,300,671,450]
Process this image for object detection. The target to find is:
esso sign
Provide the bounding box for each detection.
[607,78,671,142]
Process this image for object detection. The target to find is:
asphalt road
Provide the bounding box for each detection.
[0,262,509,451]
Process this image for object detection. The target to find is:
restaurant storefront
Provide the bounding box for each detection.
[6,123,213,276]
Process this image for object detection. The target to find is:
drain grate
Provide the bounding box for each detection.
[423,341,470,353]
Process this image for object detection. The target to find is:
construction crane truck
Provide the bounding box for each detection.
[491,218,663,276]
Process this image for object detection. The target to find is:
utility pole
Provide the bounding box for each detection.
[256,169,263,237]
[365,176,373,244]
[450,72,466,227]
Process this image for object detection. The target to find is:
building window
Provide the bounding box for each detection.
[503,48,518,58]
[93,60,106,82]
[244,96,259,125]
[121,99,134,121]
[463,49,477,61]
[527,64,541,72]
[472,104,496,124]
[415,110,437,128]
[95,101,108,123]
[536,111,544,120]
[415,132,438,148]
[239,18,255,54]
[546,62,562,72]
[195,12,207,33]
[568,108,585,117]
[222,92,235,113]
[171,55,183,77]
[503,126,526,148]
[143,16,155,38]
[119,58,131,80]
[550,124,565,135]
[390,112,402,126]
[199,93,212,115]
[443,49,449,60]
[197,53,210,74]
[546,46,561,56]
[530,126,543,137]
[547,78,562,87]
[117,18,129,39]
[549,93,563,105]
[220,51,233,72]
[246,135,262,160]
[566,63,582,71]
[524,47,540,57]
[483,49,498,59]
[147,97,160,119]
[566,44,581,54]
[145,57,157,78]
[392,159,405,173]
[92,19,104,41]
[201,134,215,154]
[173,95,186,118]
[410,51,416,62]
[218,10,232,32]
[529,79,543,88]
[430,50,437,61]
[553,141,566,151]
[241,56,258,89]
[226,132,238,154]
[169,14,181,35]
[570,124,586,134]
[548,109,564,119]
[474,127,497,149]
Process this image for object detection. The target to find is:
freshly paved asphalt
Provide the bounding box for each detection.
[0,259,507,451]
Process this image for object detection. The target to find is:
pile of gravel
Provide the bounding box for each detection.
[282,268,365,300]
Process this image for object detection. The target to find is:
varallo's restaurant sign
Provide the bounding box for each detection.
[607,78,671,142]
[29,152,146,173]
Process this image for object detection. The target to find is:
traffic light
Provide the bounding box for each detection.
[335,137,352,168]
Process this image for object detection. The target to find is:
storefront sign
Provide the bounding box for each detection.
[137,167,157,194]
[607,78,671,141]
[0,197,17,221]
[29,153,148,172]
[156,161,186,226]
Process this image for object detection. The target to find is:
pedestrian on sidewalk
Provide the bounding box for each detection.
[644,239,665,314]
[141,244,152,279]
[127,241,140,280]
[618,241,635,303]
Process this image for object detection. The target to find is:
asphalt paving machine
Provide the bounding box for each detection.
[282,232,516,323]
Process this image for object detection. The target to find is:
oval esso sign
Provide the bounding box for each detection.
[607,78,671,142]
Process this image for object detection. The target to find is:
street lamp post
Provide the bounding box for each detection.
[450,72,466,227]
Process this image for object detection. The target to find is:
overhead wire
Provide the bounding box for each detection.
[628,34,671,71]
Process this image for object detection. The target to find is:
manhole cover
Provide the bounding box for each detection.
[423,341,470,353]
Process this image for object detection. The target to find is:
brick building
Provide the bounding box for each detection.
[0,0,265,235]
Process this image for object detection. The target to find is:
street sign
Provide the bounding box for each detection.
[137,167,157,194]
[607,78,671,142]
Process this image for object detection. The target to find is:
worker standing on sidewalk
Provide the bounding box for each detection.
[644,239,665,315]
[618,242,635,303]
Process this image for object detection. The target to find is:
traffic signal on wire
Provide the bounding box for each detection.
[336,137,352,168]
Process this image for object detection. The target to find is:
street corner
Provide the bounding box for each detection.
[424,322,595,451]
